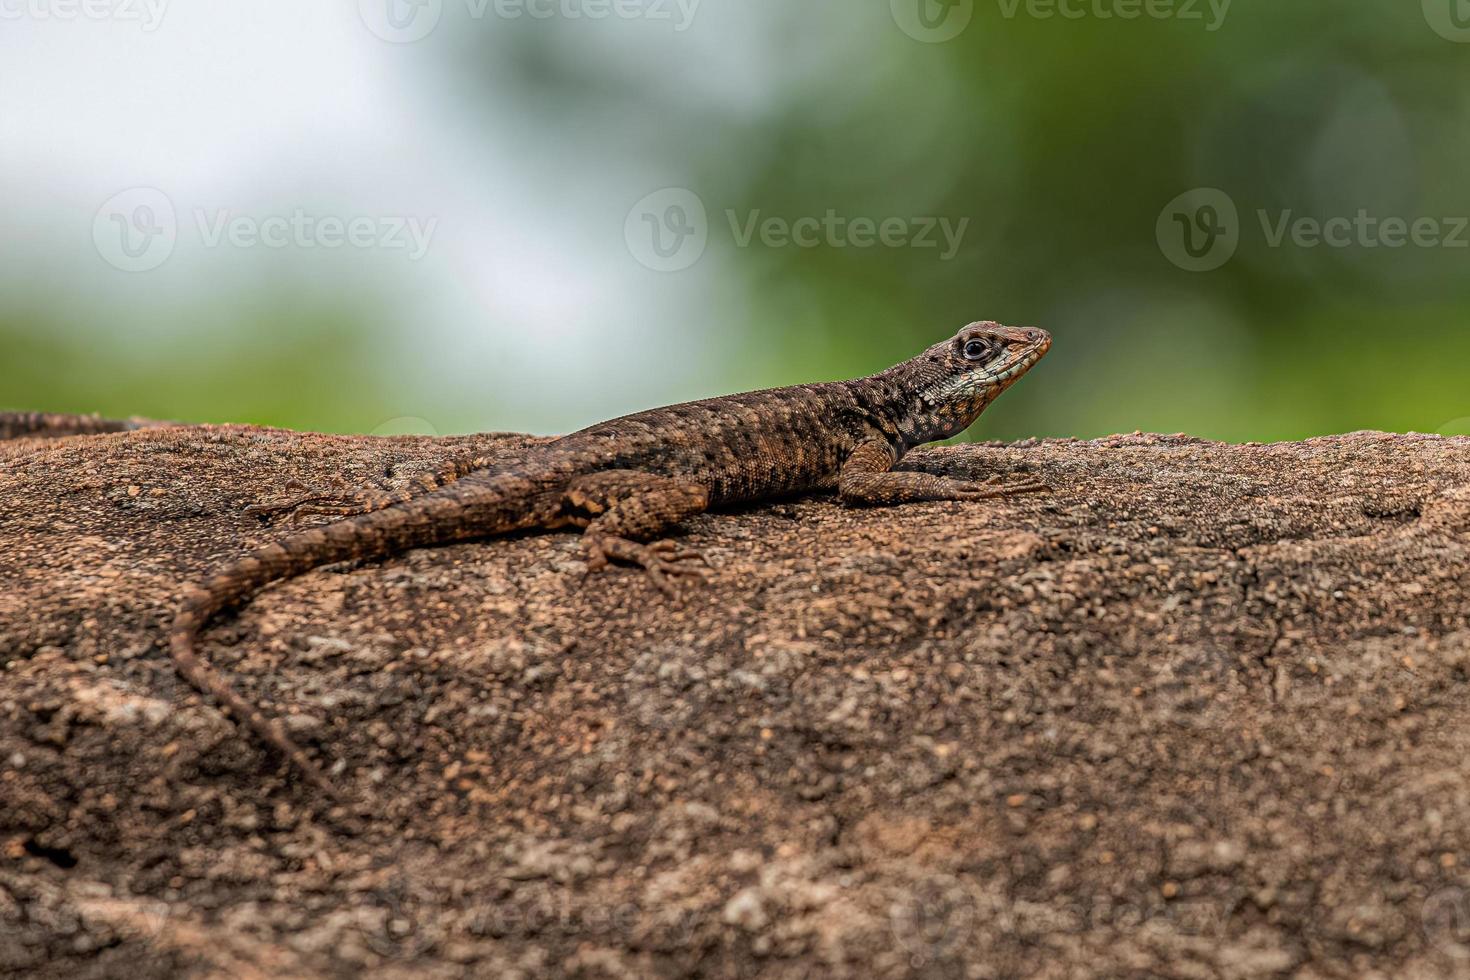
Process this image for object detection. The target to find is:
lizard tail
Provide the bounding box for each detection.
[1,411,171,441]
[169,480,535,801]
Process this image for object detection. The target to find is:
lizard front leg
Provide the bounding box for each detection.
[839,439,1047,506]
[565,470,711,596]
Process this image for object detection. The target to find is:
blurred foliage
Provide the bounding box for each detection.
[455,2,1470,440]
[4,2,1469,442]
[0,299,405,433]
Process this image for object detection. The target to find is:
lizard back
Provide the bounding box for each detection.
[537,380,884,504]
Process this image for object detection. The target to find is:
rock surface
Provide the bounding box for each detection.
[2,424,1470,978]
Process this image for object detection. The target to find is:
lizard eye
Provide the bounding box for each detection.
[962,339,994,361]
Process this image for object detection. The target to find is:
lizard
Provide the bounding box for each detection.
[169,321,1052,802]
[0,411,171,441]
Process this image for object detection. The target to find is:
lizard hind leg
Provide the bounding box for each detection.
[565,470,712,596]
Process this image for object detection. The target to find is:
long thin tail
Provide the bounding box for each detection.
[169,480,532,800]
[1,411,172,441]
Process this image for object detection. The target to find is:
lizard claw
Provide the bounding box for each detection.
[584,536,710,597]
[245,497,309,524]
[246,485,372,526]
[645,539,714,567]
[246,480,328,521]
[954,477,1050,500]
[246,499,330,526]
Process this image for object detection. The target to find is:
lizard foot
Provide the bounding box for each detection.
[584,535,710,597]
[246,481,376,525]
[951,476,1050,500]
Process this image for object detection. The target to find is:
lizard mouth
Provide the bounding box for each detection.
[986,329,1051,385]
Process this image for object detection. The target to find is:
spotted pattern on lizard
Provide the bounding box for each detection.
[170,321,1053,802]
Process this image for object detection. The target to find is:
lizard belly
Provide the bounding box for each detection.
[697,434,845,504]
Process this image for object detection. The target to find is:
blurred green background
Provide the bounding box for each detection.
[3,1,1468,442]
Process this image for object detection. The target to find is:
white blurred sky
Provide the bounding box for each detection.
[0,1,869,431]
[9,3,1460,437]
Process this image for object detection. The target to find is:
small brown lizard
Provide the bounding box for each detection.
[171,321,1052,801]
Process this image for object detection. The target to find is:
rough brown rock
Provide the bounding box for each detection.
[2,425,1469,978]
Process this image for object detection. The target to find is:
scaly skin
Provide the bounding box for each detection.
[169,321,1053,802]
[0,412,171,441]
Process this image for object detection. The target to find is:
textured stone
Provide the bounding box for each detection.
[2,425,1469,977]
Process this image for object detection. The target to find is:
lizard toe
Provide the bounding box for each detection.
[246,490,340,521]
[646,539,712,566]
[643,559,707,598]
[954,479,1049,500]
[584,535,710,596]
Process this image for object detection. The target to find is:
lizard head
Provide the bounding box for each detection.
[893,321,1051,445]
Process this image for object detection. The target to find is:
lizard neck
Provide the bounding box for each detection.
[848,366,990,451]
[845,375,924,453]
